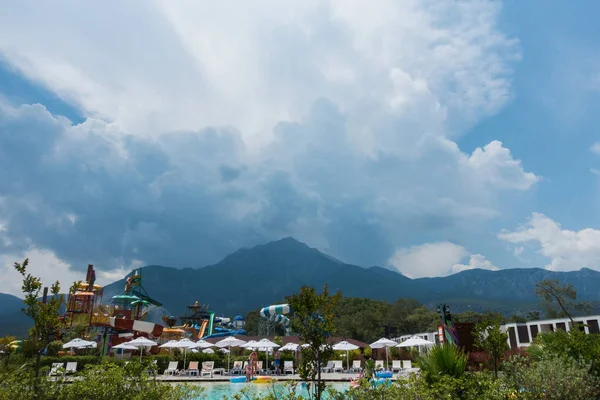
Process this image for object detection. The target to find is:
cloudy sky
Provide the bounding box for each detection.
[1,0,600,296]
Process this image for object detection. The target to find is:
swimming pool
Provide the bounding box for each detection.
[192,381,350,400]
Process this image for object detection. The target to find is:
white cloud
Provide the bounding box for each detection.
[464,141,539,190]
[0,0,518,150]
[0,247,137,298]
[0,1,539,280]
[499,213,600,272]
[591,142,600,156]
[451,254,499,274]
[513,246,524,257]
[388,242,468,278]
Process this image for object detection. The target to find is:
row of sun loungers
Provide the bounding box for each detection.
[50,359,413,378]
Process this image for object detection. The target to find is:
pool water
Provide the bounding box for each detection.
[192,381,350,400]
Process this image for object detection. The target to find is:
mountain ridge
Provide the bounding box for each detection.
[3,237,600,337]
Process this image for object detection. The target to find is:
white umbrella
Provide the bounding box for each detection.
[370,338,397,371]
[397,336,435,348]
[240,340,258,350]
[159,340,180,349]
[333,341,359,370]
[191,339,214,349]
[203,348,214,354]
[256,339,279,373]
[216,336,246,372]
[126,336,158,361]
[175,338,198,370]
[62,338,96,349]
[112,343,137,351]
[279,343,299,352]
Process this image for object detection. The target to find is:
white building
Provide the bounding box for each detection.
[501,315,600,349]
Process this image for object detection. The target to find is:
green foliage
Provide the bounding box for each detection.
[286,285,341,400]
[472,318,509,377]
[527,328,600,375]
[535,279,581,322]
[363,346,372,359]
[45,340,64,357]
[0,361,204,400]
[418,344,468,383]
[503,354,600,400]
[14,258,64,381]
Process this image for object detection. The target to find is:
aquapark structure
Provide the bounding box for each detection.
[163,302,246,340]
[259,304,292,336]
[61,265,245,355]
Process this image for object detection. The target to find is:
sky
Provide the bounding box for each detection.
[1,0,600,296]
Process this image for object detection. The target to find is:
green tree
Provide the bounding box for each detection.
[14,258,64,380]
[286,285,341,400]
[472,318,509,378]
[535,279,580,324]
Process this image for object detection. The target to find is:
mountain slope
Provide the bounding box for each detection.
[6,237,600,338]
[103,237,600,318]
[0,293,23,315]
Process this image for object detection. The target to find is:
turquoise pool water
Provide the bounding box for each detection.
[192,382,350,400]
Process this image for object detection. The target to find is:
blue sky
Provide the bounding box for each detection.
[0,0,599,295]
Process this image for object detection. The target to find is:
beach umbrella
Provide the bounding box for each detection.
[370,338,397,371]
[125,336,157,361]
[203,348,214,354]
[279,343,299,352]
[191,339,214,349]
[256,339,279,373]
[240,340,258,350]
[333,341,359,370]
[62,338,96,349]
[175,338,198,370]
[216,336,246,372]
[112,343,137,350]
[397,336,435,348]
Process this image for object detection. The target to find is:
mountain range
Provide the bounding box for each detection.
[4,237,600,337]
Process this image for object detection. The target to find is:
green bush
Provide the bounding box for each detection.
[0,361,204,400]
[528,329,600,375]
[503,354,600,400]
[45,341,64,357]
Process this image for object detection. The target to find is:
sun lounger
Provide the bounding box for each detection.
[375,360,384,370]
[402,360,412,370]
[333,360,344,373]
[65,362,77,374]
[230,360,243,375]
[283,360,294,375]
[321,361,334,373]
[349,360,362,373]
[256,361,265,375]
[164,361,179,376]
[49,362,64,376]
[392,360,402,373]
[201,361,214,377]
[187,361,200,377]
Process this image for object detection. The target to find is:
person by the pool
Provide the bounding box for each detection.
[274,350,281,375]
[245,356,253,382]
[251,350,258,374]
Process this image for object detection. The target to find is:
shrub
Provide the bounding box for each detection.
[503,354,600,400]
[45,341,63,357]
[418,344,467,383]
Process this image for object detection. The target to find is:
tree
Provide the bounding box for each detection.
[473,318,509,378]
[286,285,341,400]
[13,258,63,380]
[535,279,580,324]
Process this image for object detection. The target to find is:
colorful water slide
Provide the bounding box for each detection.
[198,319,209,339]
[260,304,292,334]
[109,317,163,337]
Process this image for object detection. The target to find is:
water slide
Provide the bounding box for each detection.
[198,319,209,339]
[260,304,292,334]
